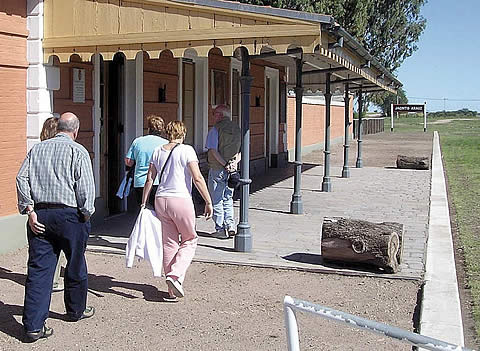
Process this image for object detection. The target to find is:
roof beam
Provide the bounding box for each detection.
[332,77,366,84]
[302,66,348,75]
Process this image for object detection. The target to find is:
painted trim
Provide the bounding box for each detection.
[177,59,183,121]
[135,52,144,136]
[93,53,101,197]
[265,66,279,165]
[230,57,242,128]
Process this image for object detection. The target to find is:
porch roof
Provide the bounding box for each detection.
[43,0,400,93]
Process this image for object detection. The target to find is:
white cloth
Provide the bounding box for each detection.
[125,208,163,277]
[150,144,198,198]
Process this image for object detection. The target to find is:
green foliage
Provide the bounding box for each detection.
[369,87,408,116]
[428,109,479,118]
[229,0,426,72]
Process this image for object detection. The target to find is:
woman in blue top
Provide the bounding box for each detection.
[125,115,168,207]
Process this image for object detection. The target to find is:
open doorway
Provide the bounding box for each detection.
[101,54,125,216]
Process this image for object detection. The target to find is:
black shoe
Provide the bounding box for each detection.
[25,324,53,342]
[67,306,95,322]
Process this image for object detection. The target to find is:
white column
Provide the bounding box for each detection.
[135,52,144,137]
[195,57,209,151]
[26,0,59,150]
[93,54,101,196]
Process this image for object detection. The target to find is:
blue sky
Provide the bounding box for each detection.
[396,0,480,112]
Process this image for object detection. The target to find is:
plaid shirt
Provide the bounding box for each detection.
[16,133,95,217]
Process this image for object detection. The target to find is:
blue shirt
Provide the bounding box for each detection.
[126,135,168,188]
[16,133,96,217]
[205,127,219,150]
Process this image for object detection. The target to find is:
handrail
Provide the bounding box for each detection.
[283,296,473,351]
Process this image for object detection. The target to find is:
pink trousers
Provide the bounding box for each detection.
[154,197,198,281]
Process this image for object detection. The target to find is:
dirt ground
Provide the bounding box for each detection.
[1,248,420,351]
[1,131,476,350]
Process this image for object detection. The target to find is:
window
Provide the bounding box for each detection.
[211,70,227,106]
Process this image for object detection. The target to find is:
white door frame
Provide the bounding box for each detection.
[264,66,279,166]
[230,57,242,127]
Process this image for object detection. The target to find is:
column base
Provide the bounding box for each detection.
[321,178,332,192]
[341,167,350,178]
[235,224,252,252]
[356,159,363,168]
[290,196,303,214]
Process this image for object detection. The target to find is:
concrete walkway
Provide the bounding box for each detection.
[420,131,464,346]
[89,131,464,346]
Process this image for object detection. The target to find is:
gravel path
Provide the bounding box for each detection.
[1,248,420,350]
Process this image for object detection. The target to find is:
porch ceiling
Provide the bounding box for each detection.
[43,0,321,61]
[43,0,399,94]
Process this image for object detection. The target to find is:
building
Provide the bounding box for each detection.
[1,0,401,253]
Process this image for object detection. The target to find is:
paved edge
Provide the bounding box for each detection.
[420,131,464,346]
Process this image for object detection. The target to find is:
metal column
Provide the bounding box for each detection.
[355,88,364,168]
[235,49,253,252]
[321,72,332,192]
[290,58,304,214]
[341,83,350,178]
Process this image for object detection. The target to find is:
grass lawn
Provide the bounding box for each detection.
[387,114,480,337]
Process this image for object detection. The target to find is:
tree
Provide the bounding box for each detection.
[369,87,408,116]
[230,0,426,72]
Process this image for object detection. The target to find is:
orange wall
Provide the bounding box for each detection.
[0,1,28,216]
[53,56,94,157]
[287,97,353,150]
[143,51,179,132]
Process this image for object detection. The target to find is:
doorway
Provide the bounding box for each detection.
[101,54,125,216]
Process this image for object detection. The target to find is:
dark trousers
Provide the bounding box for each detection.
[134,185,157,208]
[22,207,91,332]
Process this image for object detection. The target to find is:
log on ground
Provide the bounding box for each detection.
[321,217,404,273]
[396,155,430,170]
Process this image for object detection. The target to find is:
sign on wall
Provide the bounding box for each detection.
[72,68,85,103]
[392,104,425,113]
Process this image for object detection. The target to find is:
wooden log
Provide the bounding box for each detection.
[321,217,404,273]
[396,155,429,170]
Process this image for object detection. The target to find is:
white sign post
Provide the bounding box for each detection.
[72,68,85,103]
[390,103,394,132]
[423,102,427,132]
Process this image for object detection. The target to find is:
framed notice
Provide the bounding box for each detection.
[72,68,85,103]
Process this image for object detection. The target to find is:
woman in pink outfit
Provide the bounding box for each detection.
[141,121,213,300]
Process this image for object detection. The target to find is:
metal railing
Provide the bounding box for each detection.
[284,296,473,351]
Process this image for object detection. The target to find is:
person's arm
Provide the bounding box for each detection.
[141,163,157,208]
[188,161,213,219]
[125,158,135,167]
[75,152,96,221]
[16,153,34,215]
[207,149,227,167]
[125,140,136,167]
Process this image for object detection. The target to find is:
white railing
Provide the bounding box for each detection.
[284,296,473,351]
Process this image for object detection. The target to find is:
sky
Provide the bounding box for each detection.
[396,0,480,113]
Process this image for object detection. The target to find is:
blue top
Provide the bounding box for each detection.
[205,126,219,150]
[126,135,168,187]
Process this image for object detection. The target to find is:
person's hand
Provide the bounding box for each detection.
[224,159,237,173]
[28,211,46,235]
[204,203,213,220]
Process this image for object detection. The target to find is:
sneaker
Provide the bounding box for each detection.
[25,324,53,342]
[211,229,229,239]
[227,226,236,237]
[66,306,95,322]
[166,276,185,298]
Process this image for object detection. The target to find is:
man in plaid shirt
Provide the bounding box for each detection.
[16,112,96,341]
